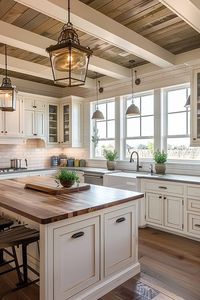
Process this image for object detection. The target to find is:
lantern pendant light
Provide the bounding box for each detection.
[46,0,92,87]
[92,78,104,120]
[126,67,140,116]
[0,45,17,111]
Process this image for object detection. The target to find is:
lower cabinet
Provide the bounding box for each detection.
[104,205,137,277]
[164,195,183,230]
[50,202,139,300]
[53,217,100,300]
[146,192,162,225]
[145,192,183,231]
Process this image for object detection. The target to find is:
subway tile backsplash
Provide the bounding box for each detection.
[0,140,88,169]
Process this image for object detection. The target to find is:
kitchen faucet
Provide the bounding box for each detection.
[129,151,141,172]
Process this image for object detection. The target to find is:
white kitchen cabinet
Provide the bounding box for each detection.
[145,192,163,225]
[143,180,184,233]
[24,98,45,138]
[60,97,84,147]
[104,205,137,277]
[164,195,183,230]
[0,98,23,137]
[53,216,100,300]
[186,185,200,238]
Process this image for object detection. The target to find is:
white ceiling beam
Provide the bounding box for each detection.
[159,0,200,33]
[0,20,129,79]
[15,0,175,68]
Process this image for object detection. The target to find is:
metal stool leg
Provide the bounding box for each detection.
[12,246,23,285]
[0,249,3,264]
[22,244,28,285]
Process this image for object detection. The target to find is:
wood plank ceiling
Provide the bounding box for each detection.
[0,0,200,86]
[80,0,200,54]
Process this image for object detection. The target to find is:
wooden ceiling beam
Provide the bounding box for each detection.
[159,0,200,33]
[14,0,175,68]
[0,20,130,79]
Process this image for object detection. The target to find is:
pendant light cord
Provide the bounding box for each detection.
[131,68,134,104]
[96,76,99,109]
[68,0,71,24]
[5,44,8,79]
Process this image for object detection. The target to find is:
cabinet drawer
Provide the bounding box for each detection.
[187,213,200,237]
[187,186,200,198]
[104,205,137,277]
[144,180,183,195]
[187,198,200,213]
[53,217,99,300]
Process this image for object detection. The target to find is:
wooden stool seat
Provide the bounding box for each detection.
[0,226,39,249]
[0,216,13,231]
[0,225,40,293]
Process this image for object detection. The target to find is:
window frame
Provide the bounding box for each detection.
[92,99,115,158]
[124,91,154,159]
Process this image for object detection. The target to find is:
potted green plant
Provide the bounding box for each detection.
[153,150,167,174]
[55,169,79,188]
[103,149,118,170]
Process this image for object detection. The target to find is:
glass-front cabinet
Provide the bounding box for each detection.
[48,104,59,143]
[191,69,200,146]
[63,104,70,143]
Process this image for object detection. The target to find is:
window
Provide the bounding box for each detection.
[93,100,115,157]
[125,93,154,158]
[166,87,192,159]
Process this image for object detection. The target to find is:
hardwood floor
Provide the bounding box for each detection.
[0,228,199,300]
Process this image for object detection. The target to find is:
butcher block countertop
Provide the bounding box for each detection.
[0,177,143,224]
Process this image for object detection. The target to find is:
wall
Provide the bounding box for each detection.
[0,140,88,169]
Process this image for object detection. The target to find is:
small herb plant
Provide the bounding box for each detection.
[103,149,118,161]
[55,169,79,183]
[153,150,167,164]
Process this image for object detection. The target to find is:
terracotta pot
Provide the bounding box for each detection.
[60,179,75,188]
[155,163,166,175]
[107,161,116,171]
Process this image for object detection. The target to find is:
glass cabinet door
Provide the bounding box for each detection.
[63,104,70,143]
[49,105,58,143]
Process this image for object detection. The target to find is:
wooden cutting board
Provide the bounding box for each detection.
[24,180,90,195]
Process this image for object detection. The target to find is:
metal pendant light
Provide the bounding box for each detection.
[92,78,104,120]
[0,45,17,111]
[46,0,93,87]
[126,67,140,116]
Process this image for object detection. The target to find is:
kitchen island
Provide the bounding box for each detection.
[0,177,143,300]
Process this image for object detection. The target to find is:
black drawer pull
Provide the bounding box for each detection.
[194,224,200,228]
[71,231,84,239]
[158,186,167,189]
[159,196,162,199]
[116,217,126,223]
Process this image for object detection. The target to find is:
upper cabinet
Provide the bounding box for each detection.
[60,97,84,147]
[48,104,59,144]
[0,98,23,138]
[24,97,46,138]
[191,69,200,146]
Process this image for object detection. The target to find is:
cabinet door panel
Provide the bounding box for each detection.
[54,217,99,300]
[35,111,44,137]
[187,213,200,237]
[104,205,137,277]
[5,99,22,137]
[24,110,34,136]
[164,196,183,231]
[146,192,162,225]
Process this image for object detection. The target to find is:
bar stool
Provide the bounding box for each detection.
[0,216,14,264]
[0,225,40,290]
